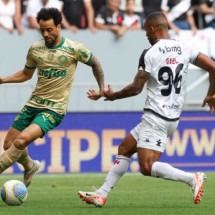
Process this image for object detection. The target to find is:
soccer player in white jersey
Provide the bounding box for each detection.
[0,8,104,187]
[78,11,215,207]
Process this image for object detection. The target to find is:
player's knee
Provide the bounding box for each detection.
[118,144,126,155]
[13,136,28,150]
[139,163,152,176]
[118,144,131,157]
[118,143,136,158]
[3,138,11,151]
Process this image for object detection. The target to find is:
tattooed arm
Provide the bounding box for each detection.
[86,55,105,100]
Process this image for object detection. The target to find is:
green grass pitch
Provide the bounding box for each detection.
[0,172,214,215]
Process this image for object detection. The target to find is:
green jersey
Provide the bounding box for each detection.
[25,37,92,114]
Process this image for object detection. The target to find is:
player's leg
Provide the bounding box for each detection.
[4,106,41,183]
[137,112,206,204]
[78,132,138,207]
[96,133,137,196]
[137,148,195,183]
[3,127,35,170]
[17,124,43,187]
[151,162,206,204]
[6,106,41,172]
[0,123,43,174]
[22,109,64,186]
[137,148,206,204]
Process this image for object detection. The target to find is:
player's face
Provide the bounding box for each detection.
[39,19,61,47]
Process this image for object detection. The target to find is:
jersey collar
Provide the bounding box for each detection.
[46,37,65,49]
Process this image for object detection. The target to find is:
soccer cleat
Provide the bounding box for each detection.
[191,172,207,204]
[78,191,106,207]
[23,160,41,187]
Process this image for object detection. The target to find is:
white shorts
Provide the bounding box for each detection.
[130,112,179,153]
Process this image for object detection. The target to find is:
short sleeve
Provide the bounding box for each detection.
[74,42,92,64]
[187,44,201,65]
[25,46,37,69]
[138,49,149,72]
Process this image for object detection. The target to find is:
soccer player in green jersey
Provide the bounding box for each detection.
[0,7,105,186]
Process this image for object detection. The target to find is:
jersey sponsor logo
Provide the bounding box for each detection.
[159,47,165,53]
[30,95,55,107]
[159,46,182,55]
[39,69,67,79]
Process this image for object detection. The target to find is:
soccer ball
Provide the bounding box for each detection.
[1,180,28,206]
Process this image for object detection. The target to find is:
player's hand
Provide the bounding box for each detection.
[202,96,215,113]
[104,85,115,101]
[87,89,103,100]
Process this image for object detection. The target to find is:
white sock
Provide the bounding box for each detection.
[97,155,130,197]
[151,161,194,186]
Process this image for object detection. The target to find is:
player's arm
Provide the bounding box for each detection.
[0,68,35,84]
[104,70,150,101]
[86,55,105,100]
[194,53,215,111]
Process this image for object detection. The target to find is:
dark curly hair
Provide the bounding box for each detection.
[36,7,62,26]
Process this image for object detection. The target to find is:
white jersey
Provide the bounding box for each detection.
[138,39,200,121]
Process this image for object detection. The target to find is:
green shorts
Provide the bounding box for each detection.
[12,106,64,136]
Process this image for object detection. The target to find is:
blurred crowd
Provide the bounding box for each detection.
[0,0,215,37]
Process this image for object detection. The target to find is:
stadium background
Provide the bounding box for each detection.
[0,29,215,174]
